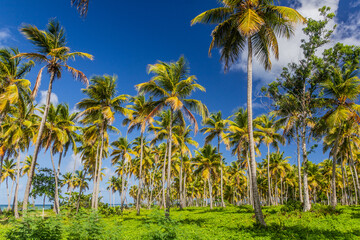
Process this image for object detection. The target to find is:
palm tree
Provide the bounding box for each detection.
[71,0,90,16]
[77,75,128,209]
[256,114,284,205]
[111,137,135,213]
[15,19,93,211]
[1,95,37,217]
[1,158,16,210]
[192,0,305,226]
[317,54,360,209]
[269,152,290,205]
[194,145,220,210]
[123,95,155,215]
[0,48,34,120]
[136,56,208,217]
[201,111,229,207]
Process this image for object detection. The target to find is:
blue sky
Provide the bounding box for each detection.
[0,0,360,204]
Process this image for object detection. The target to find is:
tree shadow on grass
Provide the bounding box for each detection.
[226,223,360,240]
[178,218,207,227]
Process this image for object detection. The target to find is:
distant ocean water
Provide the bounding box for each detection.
[0,204,52,210]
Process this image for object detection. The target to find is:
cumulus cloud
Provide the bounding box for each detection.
[230,0,360,86]
[38,90,59,106]
[0,28,11,47]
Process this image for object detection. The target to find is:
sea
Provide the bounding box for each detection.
[0,204,53,210]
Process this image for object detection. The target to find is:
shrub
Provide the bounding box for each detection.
[145,210,179,240]
[67,210,105,240]
[311,204,342,216]
[6,216,62,240]
[281,200,303,212]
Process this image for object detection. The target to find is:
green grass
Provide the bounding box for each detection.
[1,205,360,239]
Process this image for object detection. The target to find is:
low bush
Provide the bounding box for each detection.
[281,200,303,212]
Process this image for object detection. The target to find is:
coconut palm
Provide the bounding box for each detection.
[15,19,93,211]
[192,0,305,225]
[136,56,208,217]
[1,158,16,210]
[122,95,155,215]
[256,114,284,205]
[77,75,127,209]
[111,137,135,213]
[201,111,229,207]
[193,145,221,210]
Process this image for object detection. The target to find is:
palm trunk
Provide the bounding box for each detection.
[42,195,45,219]
[179,154,184,210]
[296,127,303,203]
[218,136,225,208]
[91,142,100,208]
[23,72,55,212]
[183,171,187,207]
[120,157,127,214]
[330,127,341,209]
[348,142,360,202]
[246,38,266,226]
[14,154,21,218]
[50,148,60,214]
[208,175,213,210]
[267,145,272,206]
[340,160,347,205]
[162,143,167,209]
[94,129,105,209]
[165,110,173,218]
[76,169,88,213]
[6,178,10,211]
[136,132,144,215]
[301,120,311,211]
[349,164,358,205]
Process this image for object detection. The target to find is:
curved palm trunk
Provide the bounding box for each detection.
[23,72,55,212]
[218,136,225,208]
[136,132,144,215]
[14,154,21,218]
[50,148,60,214]
[296,127,303,203]
[349,164,358,204]
[247,38,266,226]
[165,110,173,218]
[267,145,272,206]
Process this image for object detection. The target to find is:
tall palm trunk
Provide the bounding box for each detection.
[208,175,213,210]
[246,38,266,226]
[183,171,187,207]
[162,143,167,209]
[179,154,184,210]
[6,178,10,210]
[330,127,341,209]
[301,120,311,211]
[50,148,60,214]
[23,72,55,212]
[267,145,272,206]
[76,169,88,213]
[120,157,127,214]
[165,110,173,218]
[348,142,360,202]
[14,154,21,218]
[91,142,100,208]
[0,154,4,189]
[349,164,358,204]
[218,136,225,208]
[296,127,303,203]
[94,128,105,209]
[136,132,144,215]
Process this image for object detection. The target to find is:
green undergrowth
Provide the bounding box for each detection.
[0,205,360,239]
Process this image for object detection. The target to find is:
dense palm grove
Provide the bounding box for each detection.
[1,1,360,229]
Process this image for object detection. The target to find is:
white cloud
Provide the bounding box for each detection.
[65,153,82,172]
[39,91,59,106]
[350,0,360,8]
[0,28,11,47]
[230,0,354,86]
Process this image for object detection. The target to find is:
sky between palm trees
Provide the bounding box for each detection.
[0,0,359,204]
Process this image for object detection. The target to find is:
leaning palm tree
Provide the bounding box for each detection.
[191,0,305,225]
[136,56,208,217]
[201,111,229,207]
[15,19,93,211]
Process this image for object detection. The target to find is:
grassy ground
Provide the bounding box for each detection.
[1,205,360,239]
